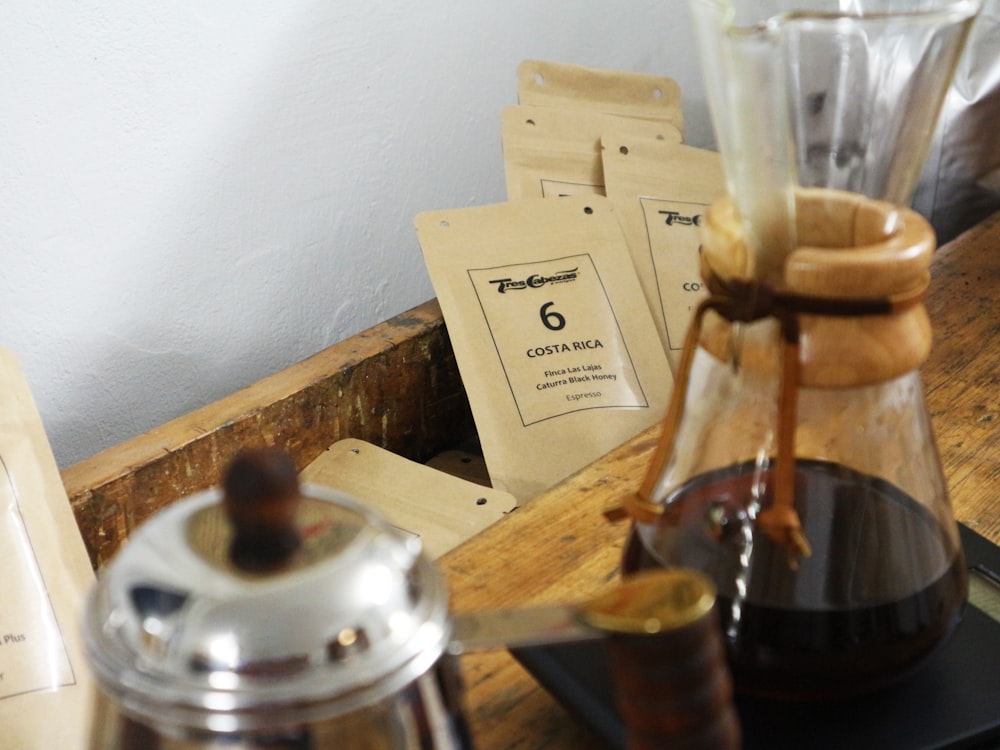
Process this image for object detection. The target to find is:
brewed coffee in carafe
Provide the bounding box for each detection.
[621,0,982,699]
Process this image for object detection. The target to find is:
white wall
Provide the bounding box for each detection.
[1,1,711,468]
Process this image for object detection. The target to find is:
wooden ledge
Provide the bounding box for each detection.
[62,298,475,568]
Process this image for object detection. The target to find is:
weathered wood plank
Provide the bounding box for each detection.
[62,299,475,568]
[923,210,1000,543]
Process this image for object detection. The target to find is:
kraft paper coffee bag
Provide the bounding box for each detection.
[600,134,725,371]
[0,349,94,750]
[416,195,673,503]
[517,59,684,129]
[502,104,683,200]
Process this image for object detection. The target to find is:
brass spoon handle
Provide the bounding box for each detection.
[448,569,715,651]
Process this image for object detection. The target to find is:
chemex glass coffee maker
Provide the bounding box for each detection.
[621,0,982,699]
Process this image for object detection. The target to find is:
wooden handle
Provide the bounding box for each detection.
[582,570,741,750]
[699,188,936,386]
[223,446,303,573]
[786,188,934,298]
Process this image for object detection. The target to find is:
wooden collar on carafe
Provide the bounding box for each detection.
[623,188,936,567]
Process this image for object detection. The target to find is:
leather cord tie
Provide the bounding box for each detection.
[619,270,927,567]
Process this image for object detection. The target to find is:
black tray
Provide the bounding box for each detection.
[512,524,1000,750]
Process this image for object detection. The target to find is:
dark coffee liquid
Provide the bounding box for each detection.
[622,460,967,700]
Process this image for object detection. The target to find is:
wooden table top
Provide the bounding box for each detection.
[438,211,1000,750]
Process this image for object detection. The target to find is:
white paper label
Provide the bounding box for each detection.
[468,253,649,426]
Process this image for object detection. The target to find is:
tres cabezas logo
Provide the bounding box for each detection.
[488,267,579,294]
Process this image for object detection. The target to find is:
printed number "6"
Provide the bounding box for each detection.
[540,301,566,331]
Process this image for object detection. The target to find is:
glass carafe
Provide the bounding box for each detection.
[623,188,964,699]
[621,0,982,700]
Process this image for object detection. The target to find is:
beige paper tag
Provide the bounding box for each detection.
[517,60,683,129]
[300,439,516,559]
[501,104,683,200]
[0,349,93,750]
[600,134,726,371]
[416,195,672,503]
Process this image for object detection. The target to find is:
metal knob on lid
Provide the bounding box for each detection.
[82,448,453,738]
[222,447,304,573]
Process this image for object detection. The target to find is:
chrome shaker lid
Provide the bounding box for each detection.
[82,448,450,732]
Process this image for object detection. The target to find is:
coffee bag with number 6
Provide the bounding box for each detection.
[416,195,672,503]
